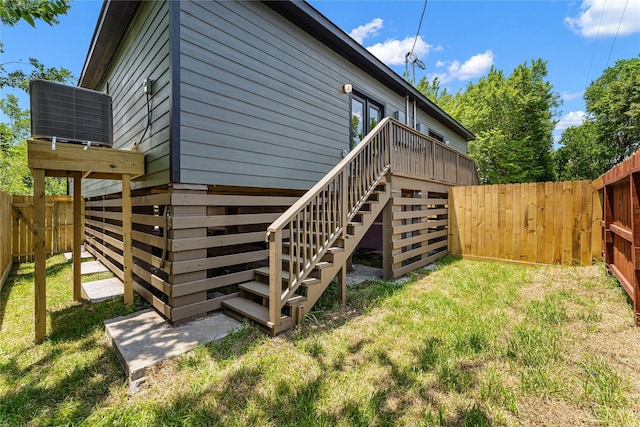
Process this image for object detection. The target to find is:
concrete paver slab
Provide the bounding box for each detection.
[79,260,109,275]
[64,251,92,261]
[104,310,241,382]
[82,277,124,303]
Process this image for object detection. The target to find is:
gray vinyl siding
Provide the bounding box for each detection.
[178,1,412,190]
[83,1,171,197]
[415,109,468,155]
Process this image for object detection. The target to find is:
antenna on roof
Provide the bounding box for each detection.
[405,52,425,86]
[405,0,428,86]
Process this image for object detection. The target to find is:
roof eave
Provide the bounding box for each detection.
[79,0,140,90]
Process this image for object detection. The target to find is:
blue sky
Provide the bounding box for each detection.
[1,0,639,142]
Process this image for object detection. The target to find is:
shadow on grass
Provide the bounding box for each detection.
[0,259,71,330]
[0,257,141,425]
[0,299,130,425]
[0,340,126,425]
[135,258,473,426]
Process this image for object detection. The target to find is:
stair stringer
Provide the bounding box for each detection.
[297,182,392,320]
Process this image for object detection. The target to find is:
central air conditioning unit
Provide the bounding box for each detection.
[30,79,113,147]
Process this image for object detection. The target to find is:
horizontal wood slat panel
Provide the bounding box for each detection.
[169,249,269,275]
[171,212,281,229]
[392,229,447,250]
[170,193,298,207]
[170,231,265,252]
[393,240,448,264]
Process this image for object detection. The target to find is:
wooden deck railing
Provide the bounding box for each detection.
[266,117,479,327]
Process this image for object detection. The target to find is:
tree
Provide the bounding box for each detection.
[419,59,560,184]
[0,95,31,193]
[416,76,456,112]
[0,57,72,92]
[553,56,640,181]
[0,0,72,195]
[553,121,611,181]
[0,0,70,27]
[584,56,640,164]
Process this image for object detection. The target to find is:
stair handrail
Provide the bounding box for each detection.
[265,117,393,327]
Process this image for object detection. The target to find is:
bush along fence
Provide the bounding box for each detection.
[449,180,602,266]
[600,151,640,325]
[0,192,78,290]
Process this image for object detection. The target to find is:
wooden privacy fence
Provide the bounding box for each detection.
[449,181,602,266]
[600,151,640,325]
[9,195,77,263]
[1,192,11,290]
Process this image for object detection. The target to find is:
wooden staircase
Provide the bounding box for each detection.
[223,178,391,335]
[220,117,479,335]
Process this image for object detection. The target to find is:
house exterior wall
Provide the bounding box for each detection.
[415,109,468,155]
[177,0,468,190]
[83,1,171,197]
[81,0,470,196]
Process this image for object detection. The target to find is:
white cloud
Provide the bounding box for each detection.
[565,0,640,37]
[561,91,584,101]
[431,50,495,84]
[366,36,433,66]
[349,18,384,44]
[555,111,587,132]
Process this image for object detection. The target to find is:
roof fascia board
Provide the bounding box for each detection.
[79,0,140,89]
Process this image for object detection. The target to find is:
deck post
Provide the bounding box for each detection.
[269,229,282,328]
[382,198,393,280]
[122,174,133,306]
[33,168,46,343]
[73,173,82,301]
[337,266,347,304]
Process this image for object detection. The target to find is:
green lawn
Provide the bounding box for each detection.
[1,255,639,426]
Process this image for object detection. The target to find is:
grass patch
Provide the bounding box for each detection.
[1,256,639,425]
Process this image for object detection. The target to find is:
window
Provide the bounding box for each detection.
[350,91,384,149]
[428,129,444,143]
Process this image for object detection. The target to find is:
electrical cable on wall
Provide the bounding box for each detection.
[133,80,152,150]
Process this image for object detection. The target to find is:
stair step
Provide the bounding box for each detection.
[239,281,272,298]
[239,281,307,307]
[223,297,291,328]
[282,254,333,269]
[282,242,345,253]
[255,267,321,286]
